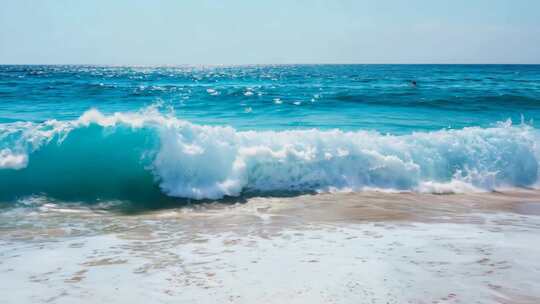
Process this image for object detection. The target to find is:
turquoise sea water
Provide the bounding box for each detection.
[1,65,540,204]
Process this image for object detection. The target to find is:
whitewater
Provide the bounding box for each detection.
[1,106,539,201]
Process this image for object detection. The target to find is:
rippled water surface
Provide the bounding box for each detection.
[1,64,539,133]
[1,65,540,202]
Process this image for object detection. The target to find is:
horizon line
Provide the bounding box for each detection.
[1,63,540,67]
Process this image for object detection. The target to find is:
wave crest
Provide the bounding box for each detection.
[1,107,539,201]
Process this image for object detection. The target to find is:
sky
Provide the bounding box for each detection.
[1,0,539,64]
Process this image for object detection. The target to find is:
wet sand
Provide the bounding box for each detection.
[1,190,540,303]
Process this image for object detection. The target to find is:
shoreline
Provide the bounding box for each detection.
[1,190,540,303]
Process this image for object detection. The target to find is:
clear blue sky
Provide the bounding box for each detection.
[1,0,539,64]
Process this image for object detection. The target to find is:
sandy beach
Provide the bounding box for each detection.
[1,190,539,304]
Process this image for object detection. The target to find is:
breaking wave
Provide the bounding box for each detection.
[1,107,539,201]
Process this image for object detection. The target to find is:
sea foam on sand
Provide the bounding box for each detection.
[1,191,540,304]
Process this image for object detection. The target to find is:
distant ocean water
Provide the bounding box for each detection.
[1,64,540,203]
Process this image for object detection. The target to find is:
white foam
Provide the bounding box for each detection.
[0,149,27,169]
[1,108,539,199]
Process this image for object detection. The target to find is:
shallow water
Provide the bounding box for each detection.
[1,191,540,304]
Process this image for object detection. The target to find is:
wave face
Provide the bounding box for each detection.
[1,108,539,201]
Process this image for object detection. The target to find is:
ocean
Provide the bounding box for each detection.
[2,64,540,303]
[1,64,540,204]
